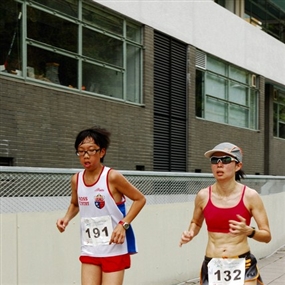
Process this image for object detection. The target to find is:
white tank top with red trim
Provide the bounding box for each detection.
[77,166,128,257]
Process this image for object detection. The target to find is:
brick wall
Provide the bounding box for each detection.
[0,73,153,170]
[1,30,285,174]
[187,47,269,175]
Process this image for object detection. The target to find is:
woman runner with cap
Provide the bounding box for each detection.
[179,142,271,285]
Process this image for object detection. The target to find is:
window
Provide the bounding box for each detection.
[215,0,285,44]
[244,0,285,43]
[0,1,22,75]
[273,89,285,139]
[0,0,143,104]
[215,0,241,15]
[196,52,258,129]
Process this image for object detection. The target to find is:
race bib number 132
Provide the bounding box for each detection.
[81,216,113,246]
[208,258,245,285]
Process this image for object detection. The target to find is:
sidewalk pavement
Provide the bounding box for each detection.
[175,245,285,285]
[258,245,285,284]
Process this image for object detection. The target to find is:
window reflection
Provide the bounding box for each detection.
[244,0,285,43]
[82,28,123,67]
[82,2,123,35]
[229,82,247,105]
[196,54,258,129]
[273,89,285,138]
[280,122,285,139]
[27,7,78,53]
[206,73,226,100]
[27,45,78,88]
[1,0,142,103]
[126,44,141,102]
[229,105,249,128]
[82,62,123,98]
[127,23,141,43]
[31,0,78,18]
[205,97,226,123]
[0,1,22,75]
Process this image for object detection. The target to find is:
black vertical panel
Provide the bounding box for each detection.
[154,32,187,172]
[170,40,187,171]
[154,33,171,171]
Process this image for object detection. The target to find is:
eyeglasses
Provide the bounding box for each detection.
[210,156,238,164]
[76,149,100,157]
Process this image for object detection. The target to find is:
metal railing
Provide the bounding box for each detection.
[1,166,285,213]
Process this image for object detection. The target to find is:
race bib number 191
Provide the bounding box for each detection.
[81,216,113,246]
[208,258,245,285]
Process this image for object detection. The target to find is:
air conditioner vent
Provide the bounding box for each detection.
[196,50,206,69]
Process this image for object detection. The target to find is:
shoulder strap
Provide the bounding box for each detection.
[241,185,246,198]
[209,185,212,199]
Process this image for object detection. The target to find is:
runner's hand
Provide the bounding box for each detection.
[229,214,248,235]
[109,224,126,244]
[56,218,68,233]
[179,230,194,247]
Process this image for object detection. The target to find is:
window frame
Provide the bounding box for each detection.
[1,0,143,104]
[196,53,259,130]
[273,88,285,139]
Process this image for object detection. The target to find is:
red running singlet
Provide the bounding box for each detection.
[203,185,252,233]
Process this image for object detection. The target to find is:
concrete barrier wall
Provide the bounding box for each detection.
[1,192,284,285]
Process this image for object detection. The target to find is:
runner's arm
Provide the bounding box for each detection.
[248,189,271,243]
[180,189,205,246]
[56,174,79,232]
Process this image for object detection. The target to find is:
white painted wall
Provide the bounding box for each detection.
[96,0,285,86]
[1,192,284,285]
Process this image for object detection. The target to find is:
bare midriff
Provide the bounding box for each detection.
[205,232,250,258]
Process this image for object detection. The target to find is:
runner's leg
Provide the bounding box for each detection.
[81,263,102,285]
[245,280,257,285]
[102,270,125,285]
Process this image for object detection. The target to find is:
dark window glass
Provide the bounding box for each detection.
[0,0,142,103]
[273,103,278,137]
[279,122,285,139]
[127,23,141,43]
[126,44,141,102]
[82,2,123,35]
[273,90,285,138]
[31,0,78,17]
[195,70,204,117]
[245,0,285,43]
[82,62,123,98]
[27,7,78,53]
[82,28,122,67]
[27,45,78,88]
[279,104,285,139]
[0,1,22,75]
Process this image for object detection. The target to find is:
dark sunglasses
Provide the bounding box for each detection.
[210,156,239,164]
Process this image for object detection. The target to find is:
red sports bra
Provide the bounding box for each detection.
[203,185,252,233]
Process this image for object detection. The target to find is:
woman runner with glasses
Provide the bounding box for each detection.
[56,126,146,285]
[179,142,271,285]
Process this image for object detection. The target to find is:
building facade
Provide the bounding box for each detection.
[0,0,285,175]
